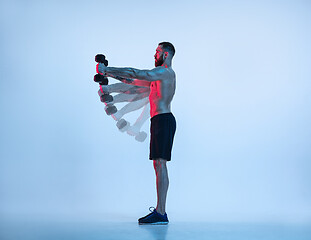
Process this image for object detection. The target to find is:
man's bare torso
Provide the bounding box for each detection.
[149,67,176,118]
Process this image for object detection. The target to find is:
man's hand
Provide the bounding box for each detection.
[97,63,107,75]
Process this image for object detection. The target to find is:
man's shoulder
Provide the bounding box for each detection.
[154,66,175,78]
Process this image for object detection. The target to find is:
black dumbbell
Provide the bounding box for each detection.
[94,74,108,85]
[116,119,130,131]
[94,54,109,85]
[100,94,113,103]
[105,105,117,115]
[95,54,108,65]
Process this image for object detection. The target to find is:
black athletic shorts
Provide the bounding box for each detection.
[149,112,176,161]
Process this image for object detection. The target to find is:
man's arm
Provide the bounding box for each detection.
[105,73,151,87]
[97,64,167,82]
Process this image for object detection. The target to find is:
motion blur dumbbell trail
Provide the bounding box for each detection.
[94,54,108,85]
[95,54,117,115]
[94,54,150,142]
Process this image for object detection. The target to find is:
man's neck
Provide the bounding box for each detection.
[162,60,172,68]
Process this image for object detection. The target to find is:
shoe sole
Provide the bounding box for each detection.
[139,222,169,225]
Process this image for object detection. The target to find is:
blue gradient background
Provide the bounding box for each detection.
[0,0,310,224]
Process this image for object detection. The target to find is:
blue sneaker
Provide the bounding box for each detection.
[138,207,169,225]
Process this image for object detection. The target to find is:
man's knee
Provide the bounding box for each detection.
[153,158,167,171]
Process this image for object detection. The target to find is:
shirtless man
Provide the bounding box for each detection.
[97,42,176,225]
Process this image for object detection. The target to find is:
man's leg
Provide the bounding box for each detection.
[153,159,169,215]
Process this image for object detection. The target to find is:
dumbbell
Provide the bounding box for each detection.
[94,54,109,85]
[135,131,147,142]
[100,94,113,103]
[126,126,147,142]
[116,119,130,132]
[95,54,117,115]
[116,119,147,142]
[105,105,118,115]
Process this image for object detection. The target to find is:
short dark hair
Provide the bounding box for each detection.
[159,42,175,57]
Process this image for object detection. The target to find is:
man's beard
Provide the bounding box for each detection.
[155,56,164,67]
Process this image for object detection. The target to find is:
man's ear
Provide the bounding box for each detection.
[163,51,168,60]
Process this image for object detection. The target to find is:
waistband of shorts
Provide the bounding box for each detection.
[151,112,174,121]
